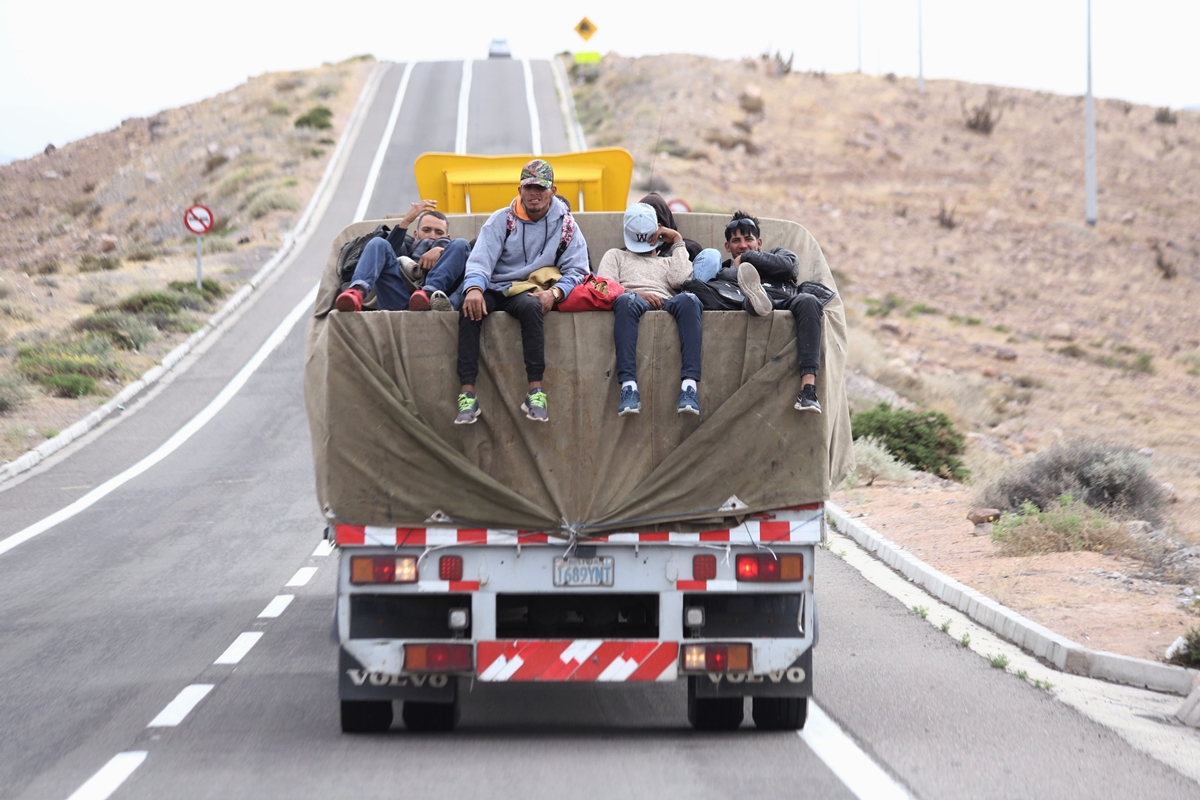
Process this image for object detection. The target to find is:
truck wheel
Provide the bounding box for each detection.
[401,701,459,732]
[687,679,743,730]
[340,700,393,733]
[752,696,808,730]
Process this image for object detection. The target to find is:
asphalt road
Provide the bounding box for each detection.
[1,59,1196,800]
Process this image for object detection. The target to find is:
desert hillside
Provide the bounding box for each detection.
[573,53,1200,544]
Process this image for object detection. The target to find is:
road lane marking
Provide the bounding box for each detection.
[65,751,147,800]
[353,60,416,222]
[312,539,334,557]
[285,567,318,587]
[801,701,912,800]
[0,283,318,560]
[214,632,263,665]
[147,684,214,727]
[258,594,295,618]
[455,58,472,155]
[522,58,542,155]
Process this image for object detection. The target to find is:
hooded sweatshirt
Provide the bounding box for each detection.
[639,192,703,261]
[462,196,590,297]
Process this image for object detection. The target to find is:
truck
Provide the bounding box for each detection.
[303,175,853,733]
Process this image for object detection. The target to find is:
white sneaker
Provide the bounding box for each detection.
[737,263,772,316]
[429,290,452,312]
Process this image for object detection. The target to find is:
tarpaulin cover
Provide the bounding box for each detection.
[304,212,853,537]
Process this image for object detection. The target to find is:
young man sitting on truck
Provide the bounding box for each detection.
[598,203,702,417]
[688,211,825,414]
[335,200,469,312]
[455,159,590,424]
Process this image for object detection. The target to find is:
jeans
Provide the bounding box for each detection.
[692,248,722,283]
[613,291,702,384]
[457,290,546,385]
[350,237,469,310]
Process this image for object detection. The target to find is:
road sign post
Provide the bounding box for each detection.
[183,204,214,289]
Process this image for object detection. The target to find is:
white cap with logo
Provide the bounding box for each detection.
[623,203,659,253]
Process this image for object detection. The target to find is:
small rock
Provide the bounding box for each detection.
[981,366,998,378]
[1120,211,1136,224]
[1166,636,1188,661]
[1184,587,1195,597]
[44,143,57,155]
[972,522,992,537]
[877,321,902,336]
[42,170,60,180]
[1162,482,1179,503]
[1126,520,1154,537]
[99,235,118,253]
[1138,447,1155,457]
[739,85,764,114]
[968,508,1002,525]
[1048,322,1074,341]
[912,502,922,508]
[144,171,162,186]
[207,142,220,154]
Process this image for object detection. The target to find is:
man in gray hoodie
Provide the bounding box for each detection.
[455,159,590,424]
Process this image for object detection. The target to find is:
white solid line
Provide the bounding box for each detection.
[65,751,147,800]
[312,539,334,557]
[522,58,542,156]
[285,567,318,587]
[258,594,294,618]
[0,283,319,560]
[147,684,213,727]
[353,61,415,223]
[455,58,472,154]
[800,701,912,800]
[214,632,263,665]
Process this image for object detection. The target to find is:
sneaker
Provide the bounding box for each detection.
[737,262,772,317]
[409,289,431,311]
[521,389,549,422]
[794,384,821,414]
[455,392,481,424]
[335,288,363,313]
[429,290,452,312]
[677,386,701,416]
[617,386,641,416]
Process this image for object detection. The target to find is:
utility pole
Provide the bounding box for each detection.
[1085,0,1098,226]
[917,0,925,93]
[857,0,863,73]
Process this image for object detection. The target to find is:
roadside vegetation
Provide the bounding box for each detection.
[850,403,968,481]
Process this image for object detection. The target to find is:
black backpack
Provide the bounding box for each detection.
[336,225,392,288]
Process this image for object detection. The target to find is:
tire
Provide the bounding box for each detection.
[401,700,459,732]
[752,696,808,730]
[687,678,744,731]
[340,700,393,733]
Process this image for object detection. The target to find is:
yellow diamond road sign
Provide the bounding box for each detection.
[574,16,597,41]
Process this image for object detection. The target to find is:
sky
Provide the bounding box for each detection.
[1,0,1196,164]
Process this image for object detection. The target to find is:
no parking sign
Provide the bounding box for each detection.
[183,204,214,288]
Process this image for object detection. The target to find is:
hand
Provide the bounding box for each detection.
[533,290,556,315]
[401,199,437,227]
[418,246,444,271]
[654,225,682,246]
[635,290,664,310]
[462,289,487,321]
[732,254,742,266]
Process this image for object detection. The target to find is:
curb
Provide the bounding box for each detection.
[826,502,1200,697]
[0,61,388,486]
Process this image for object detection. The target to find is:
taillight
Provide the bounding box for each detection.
[405,643,473,672]
[682,643,751,672]
[735,553,803,582]
[439,555,463,581]
[692,554,717,580]
[349,556,418,584]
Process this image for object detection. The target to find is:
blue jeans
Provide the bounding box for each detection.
[350,237,469,310]
[613,291,702,384]
[692,248,722,283]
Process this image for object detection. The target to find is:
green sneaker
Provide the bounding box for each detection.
[455,391,481,425]
[521,389,549,422]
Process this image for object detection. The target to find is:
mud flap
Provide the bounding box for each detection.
[692,648,812,698]
[338,648,457,703]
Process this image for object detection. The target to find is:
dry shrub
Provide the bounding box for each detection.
[991,495,1131,556]
[962,90,1004,134]
[1154,107,1178,125]
[979,440,1169,525]
[842,436,914,488]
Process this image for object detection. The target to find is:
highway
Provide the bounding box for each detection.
[1,59,1196,800]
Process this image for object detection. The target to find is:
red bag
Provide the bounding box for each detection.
[557,275,625,312]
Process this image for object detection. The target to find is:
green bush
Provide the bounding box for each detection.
[1168,627,1200,668]
[0,372,32,412]
[16,337,118,396]
[294,106,333,129]
[990,494,1130,556]
[169,278,225,303]
[114,291,180,316]
[247,188,301,219]
[74,311,157,350]
[850,403,968,480]
[41,373,96,398]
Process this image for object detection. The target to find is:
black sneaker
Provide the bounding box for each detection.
[794,384,821,414]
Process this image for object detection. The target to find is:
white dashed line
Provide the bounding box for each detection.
[285,567,318,587]
[352,61,415,223]
[66,751,147,800]
[214,632,263,665]
[800,701,912,800]
[258,594,295,618]
[312,539,334,557]
[147,684,213,727]
[455,58,472,155]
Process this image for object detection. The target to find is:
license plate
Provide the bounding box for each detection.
[553,557,614,587]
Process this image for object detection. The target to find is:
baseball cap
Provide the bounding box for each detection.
[623,203,659,253]
[519,159,554,188]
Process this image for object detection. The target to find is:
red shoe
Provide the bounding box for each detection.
[335,288,363,312]
[408,289,431,311]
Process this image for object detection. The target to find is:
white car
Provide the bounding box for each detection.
[487,38,512,59]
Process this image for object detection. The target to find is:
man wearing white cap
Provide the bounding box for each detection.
[597,203,702,417]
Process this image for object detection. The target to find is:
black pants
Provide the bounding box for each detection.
[457,290,545,385]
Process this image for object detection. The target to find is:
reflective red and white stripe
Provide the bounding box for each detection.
[476,640,679,682]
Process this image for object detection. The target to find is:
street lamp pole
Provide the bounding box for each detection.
[857,0,863,73]
[917,0,925,93]
[1085,0,1098,226]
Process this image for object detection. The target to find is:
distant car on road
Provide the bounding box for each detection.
[488,38,512,59]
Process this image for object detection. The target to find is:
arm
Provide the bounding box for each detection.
[665,242,693,290]
[741,247,799,284]
[462,211,507,293]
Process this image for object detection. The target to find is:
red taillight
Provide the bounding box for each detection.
[349,556,418,584]
[439,555,463,581]
[735,553,804,582]
[693,554,717,580]
[683,643,751,672]
[405,643,472,672]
